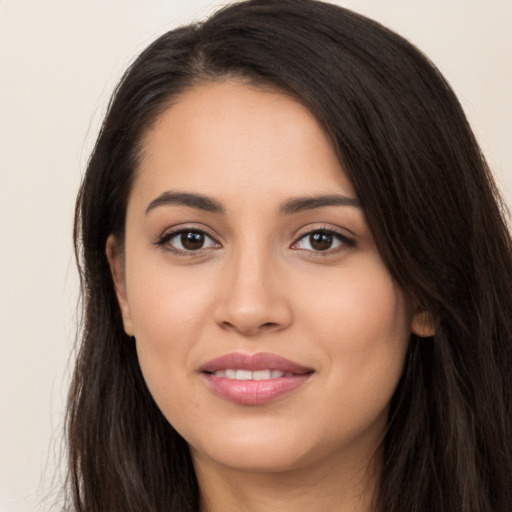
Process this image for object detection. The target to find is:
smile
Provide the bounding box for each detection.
[200,352,314,405]
[212,369,293,380]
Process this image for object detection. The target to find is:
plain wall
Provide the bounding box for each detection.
[0,1,510,510]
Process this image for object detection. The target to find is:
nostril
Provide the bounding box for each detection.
[218,320,281,335]
[213,294,293,335]
[219,321,235,331]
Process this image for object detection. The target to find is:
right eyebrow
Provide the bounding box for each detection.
[145,191,225,215]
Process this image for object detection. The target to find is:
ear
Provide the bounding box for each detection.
[106,235,134,337]
[411,307,437,338]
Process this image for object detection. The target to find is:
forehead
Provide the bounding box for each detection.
[133,80,356,206]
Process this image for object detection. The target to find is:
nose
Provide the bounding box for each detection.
[213,248,293,336]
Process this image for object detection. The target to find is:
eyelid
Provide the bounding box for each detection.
[291,225,356,252]
[154,224,221,254]
[153,223,355,255]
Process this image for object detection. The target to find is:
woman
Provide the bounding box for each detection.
[68,0,512,510]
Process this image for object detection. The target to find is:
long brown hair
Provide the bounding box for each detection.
[69,1,512,510]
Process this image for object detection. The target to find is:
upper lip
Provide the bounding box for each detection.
[199,352,313,374]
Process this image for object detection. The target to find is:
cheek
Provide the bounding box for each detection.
[299,257,411,410]
[127,280,208,429]
[125,250,216,341]
[302,268,410,344]
[123,252,218,404]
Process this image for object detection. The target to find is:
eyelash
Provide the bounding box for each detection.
[154,227,220,255]
[154,226,356,255]
[292,227,356,254]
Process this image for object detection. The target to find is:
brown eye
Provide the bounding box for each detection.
[293,229,354,253]
[181,231,205,250]
[309,232,333,251]
[159,229,219,252]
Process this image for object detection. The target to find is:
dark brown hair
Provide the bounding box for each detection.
[69,1,512,510]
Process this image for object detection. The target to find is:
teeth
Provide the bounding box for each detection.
[235,369,252,380]
[213,369,288,380]
[252,370,270,380]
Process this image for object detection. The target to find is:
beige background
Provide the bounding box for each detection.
[0,1,510,510]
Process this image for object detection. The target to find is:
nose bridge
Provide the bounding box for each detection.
[214,238,291,335]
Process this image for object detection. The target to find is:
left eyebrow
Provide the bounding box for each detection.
[279,194,361,215]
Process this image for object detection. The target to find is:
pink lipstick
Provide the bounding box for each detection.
[199,352,313,405]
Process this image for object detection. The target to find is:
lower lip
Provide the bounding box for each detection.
[202,373,312,405]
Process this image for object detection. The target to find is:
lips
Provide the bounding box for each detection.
[199,352,313,405]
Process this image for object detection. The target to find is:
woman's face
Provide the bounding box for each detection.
[108,81,426,476]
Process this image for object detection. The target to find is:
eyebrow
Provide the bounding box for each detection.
[145,191,361,216]
[279,194,361,214]
[145,191,225,215]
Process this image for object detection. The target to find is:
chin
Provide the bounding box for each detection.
[191,436,315,474]
[182,406,388,477]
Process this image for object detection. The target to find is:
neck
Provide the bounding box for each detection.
[193,447,380,512]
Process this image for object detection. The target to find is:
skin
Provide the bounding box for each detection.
[107,81,433,512]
